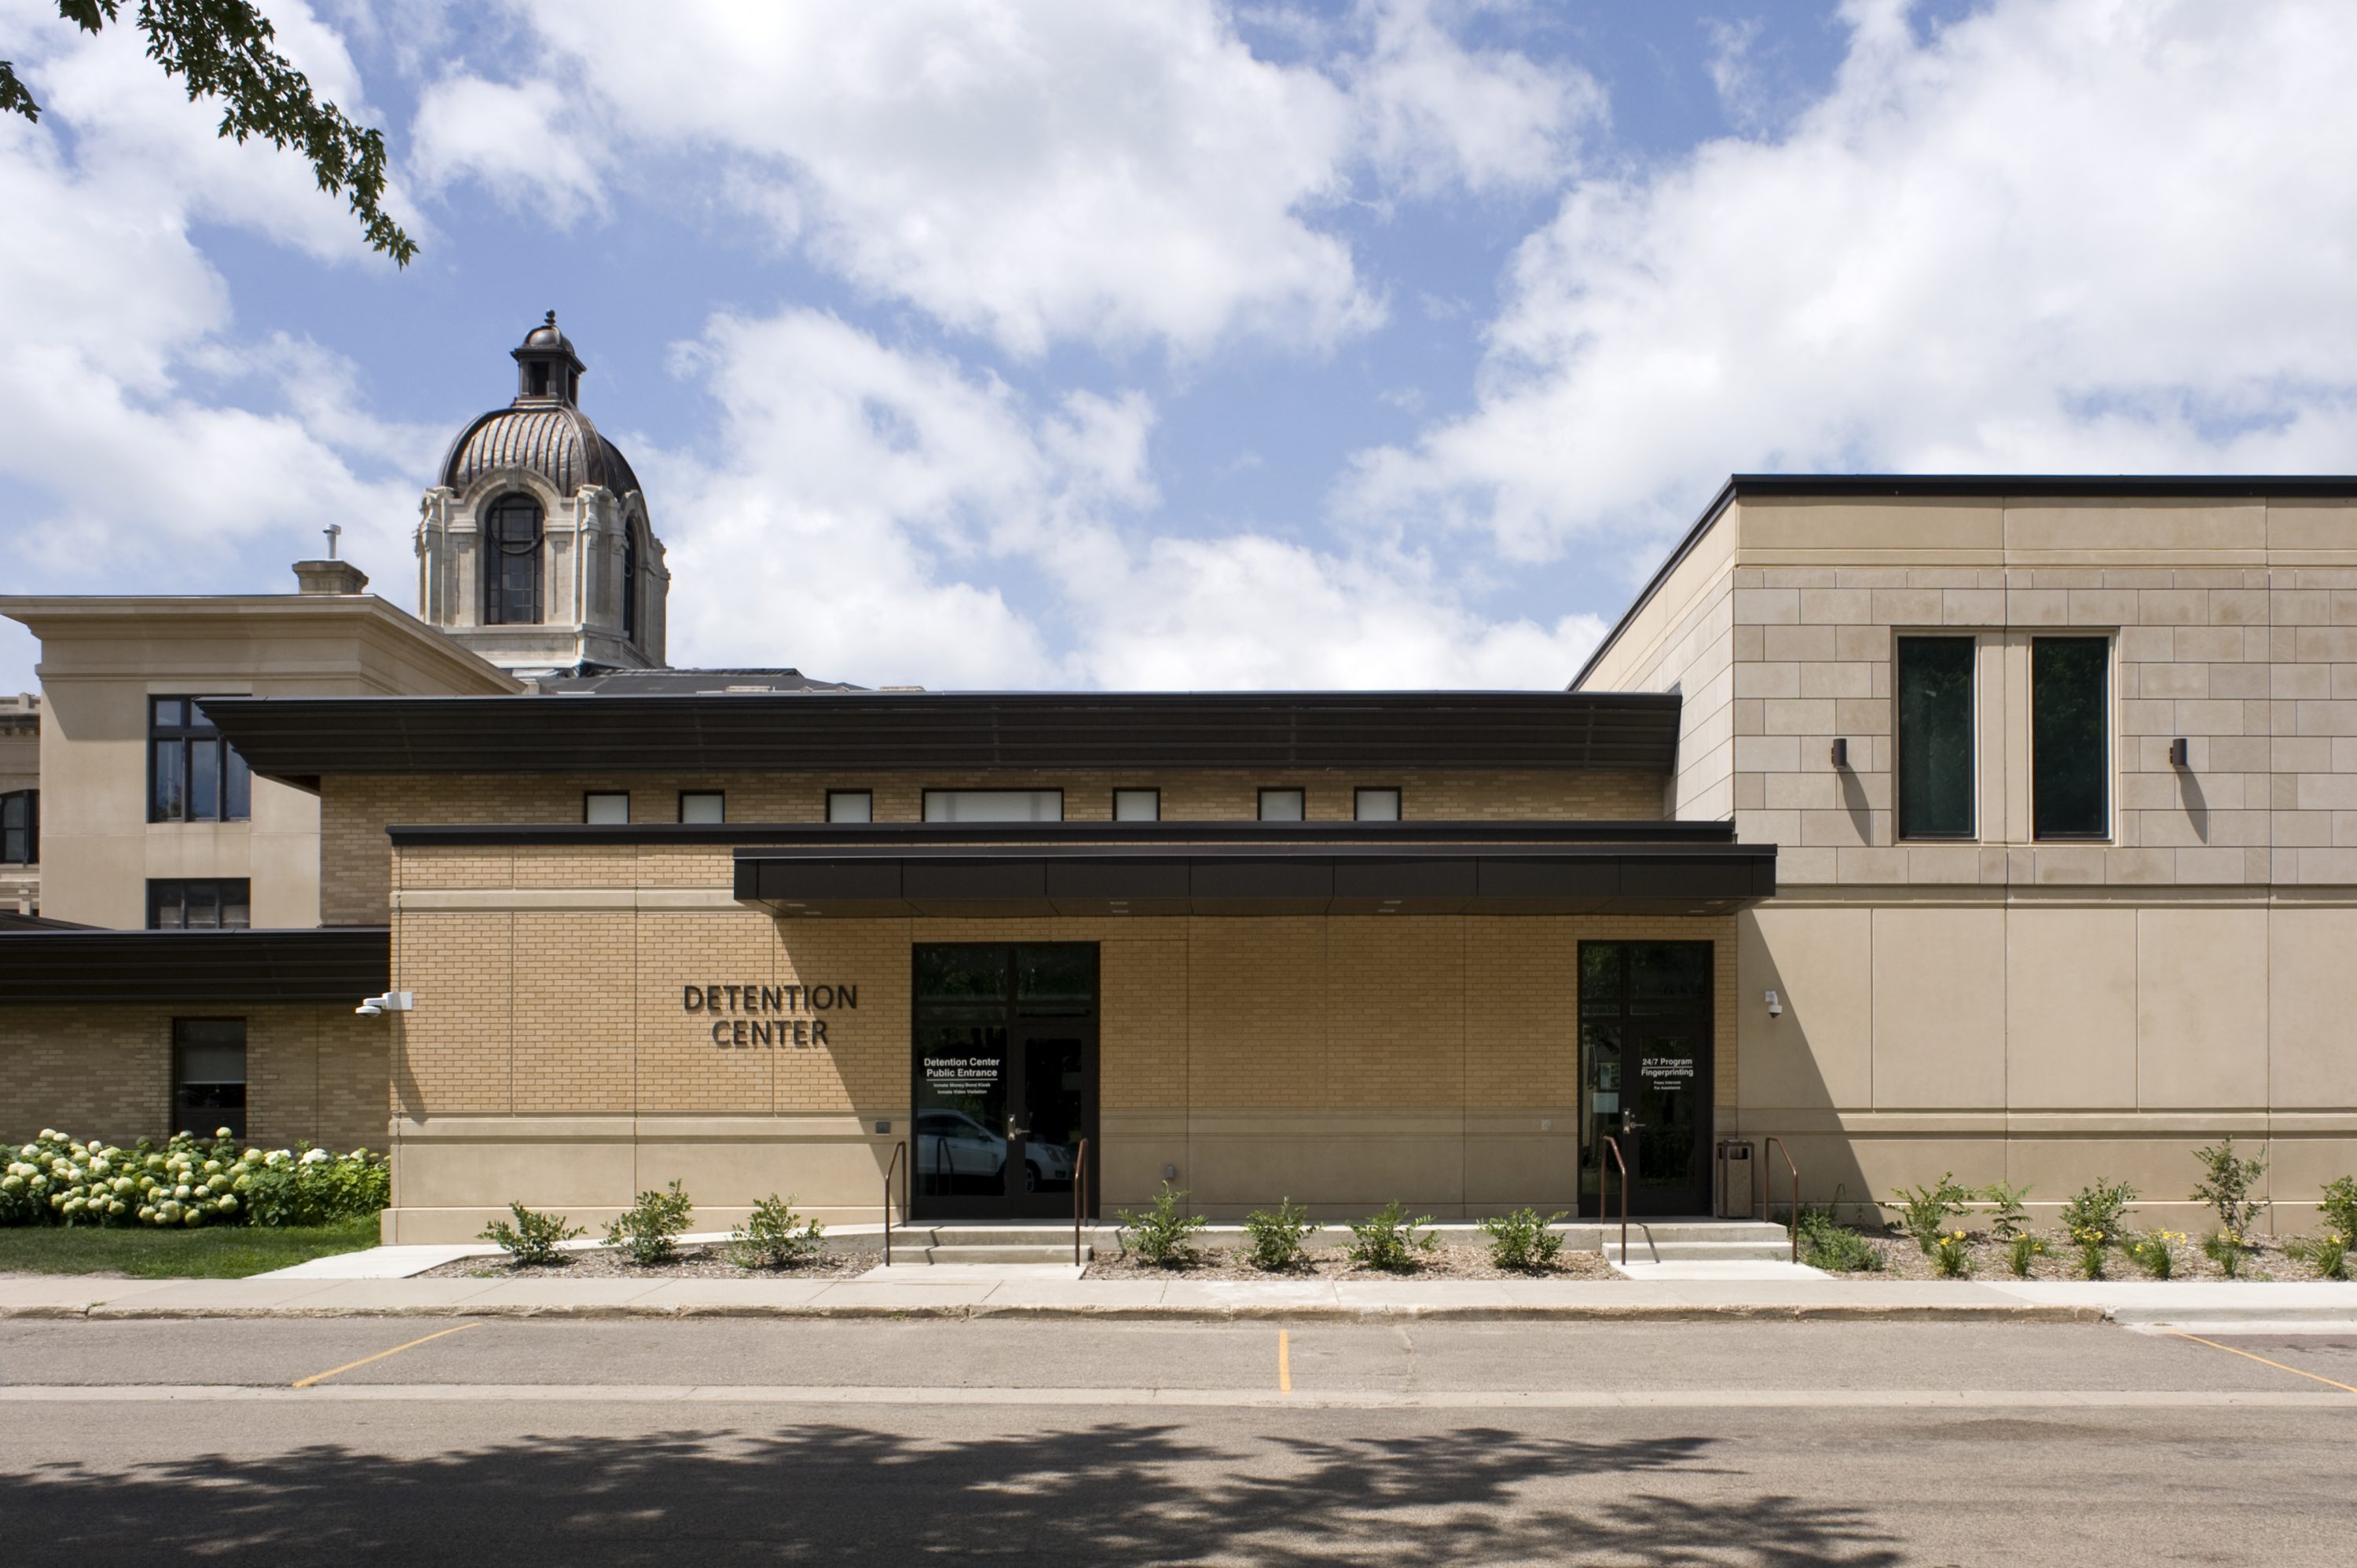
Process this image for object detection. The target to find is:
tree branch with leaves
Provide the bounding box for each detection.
[3,0,416,265]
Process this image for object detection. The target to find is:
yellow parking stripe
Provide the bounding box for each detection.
[2168,1331,2357,1396]
[1277,1329,1292,1394]
[293,1322,482,1389]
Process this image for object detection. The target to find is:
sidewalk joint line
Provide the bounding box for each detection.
[2167,1331,2357,1396]
[292,1321,483,1389]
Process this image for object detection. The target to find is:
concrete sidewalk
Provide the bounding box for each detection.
[5,1269,2354,1326]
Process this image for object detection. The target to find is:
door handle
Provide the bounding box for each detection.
[1006,1120,1029,1140]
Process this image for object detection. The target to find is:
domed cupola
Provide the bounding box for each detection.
[415,313,669,678]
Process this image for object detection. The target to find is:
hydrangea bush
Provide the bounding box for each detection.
[0,1127,388,1229]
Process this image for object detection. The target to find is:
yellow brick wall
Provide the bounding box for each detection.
[324,767,1670,922]
[0,1005,387,1151]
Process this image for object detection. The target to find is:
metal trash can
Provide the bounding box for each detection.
[1714,1138,1754,1219]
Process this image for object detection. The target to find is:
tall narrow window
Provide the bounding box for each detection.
[172,1019,247,1138]
[2033,637,2111,839]
[484,493,544,625]
[1897,637,1976,839]
[148,701,251,823]
[0,790,32,864]
[622,529,640,641]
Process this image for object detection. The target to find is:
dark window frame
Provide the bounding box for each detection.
[622,526,640,642]
[921,788,1066,822]
[1257,786,1307,822]
[583,791,630,825]
[827,789,874,823]
[147,878,252,931]
[2031,635,2113,841]
[0,789,33,865]
[1353,785,1402,822]
[148,698,252,825]
[678,790,725,824]
[483,492,545,626]
[172,1017,247,1139]
[1895,636,1978,841]
[1111,787,1160,822]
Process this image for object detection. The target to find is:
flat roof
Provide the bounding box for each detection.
[1569,473,2357,690]
[206,690,1684,782]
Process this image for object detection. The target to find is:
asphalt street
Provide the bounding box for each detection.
[2,1317,2352,1565]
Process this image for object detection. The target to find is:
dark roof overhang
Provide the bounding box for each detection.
[0,928,389,1006]
[655,821,1772,918]
[206,691,1684,784]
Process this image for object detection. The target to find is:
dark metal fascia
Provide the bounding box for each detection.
[386,819,1740,848]
[0,928,390,1005]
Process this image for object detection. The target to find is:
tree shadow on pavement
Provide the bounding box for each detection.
[4,1419,1905,1566]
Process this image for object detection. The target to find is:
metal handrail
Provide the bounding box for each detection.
[1762,1135,1799,1263]
[1072,1138,1091,1266]
[882,1138,907,1266]
[1599,1134,1629,1264]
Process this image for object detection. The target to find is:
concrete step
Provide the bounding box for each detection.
[894,1226,1093,1248]
[900,1243,1092,1266]
[1607,1240,1799,1263]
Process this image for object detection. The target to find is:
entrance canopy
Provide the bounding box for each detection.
[728,822,1773,918]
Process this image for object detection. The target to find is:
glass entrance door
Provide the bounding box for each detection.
[912,943,1097,1221]
[1578,942,1713,1217]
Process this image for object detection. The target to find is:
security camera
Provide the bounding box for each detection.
[1765,989,1783,1019]
[355,1002,381,1017]
[354,991,412,1017]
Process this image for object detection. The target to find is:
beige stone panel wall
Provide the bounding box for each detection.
[2134,907,2267,1109]
[1736,907,1871,1113]
[1739,497,2007,559]
[1868,907,2005,1108]
[2269,907,2357,1109]
[0,1004,383,1150]
[2004,907,2136,1110]
[390,912,512,1114]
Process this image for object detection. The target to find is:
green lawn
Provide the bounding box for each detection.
[0,1217,381,1279]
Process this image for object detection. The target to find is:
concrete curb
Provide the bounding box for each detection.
[4,1299,2111,1324]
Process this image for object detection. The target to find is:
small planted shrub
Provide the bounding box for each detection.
[2315,1175,2357,1244]
[2287,1232,2349,1281]
[1241,1197,1319,1272]
[1346,1201,1438,1272]
[2060,1178,2137,1249]
[1930,1229,1972,1278]
[479,1201,585,1266]
[2073,1231,2108,1280]
[1978,1181,2033,1242]
[603,1180,695,1266]
[729,1192,825,1270]
[2202,1228,2249,1280]
[2190,1138,2268,1236]
[1479,1207,1567,1273]
[1797,1207,1882,1273]
[0,1127,388,1231]
[2128,1231,2182,1280]
[1889,1172,1972,1254]
[1117,1182,1208,1269]
[2006,1231,2045,1277]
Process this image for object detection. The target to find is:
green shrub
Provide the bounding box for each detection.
[2190,1138,2267,1236]
[0,1127,387,1231]
[2060,1178,2137,1247]
[2287,1232,2349,1280]
[2075,1236,2107,1280]
[1978,1181,2033,1242]
[603,1180,694,1266]
[479,1201,584,1266]
[728,1192,825,1269]
[1889,1172,1972,1254]
[1930,1229,1971,1278]
[2202,1228,2249,1279]
[1796,1206,1881,1273]
[2128,1231,2182,1280]
[1345,1201,1438,1272]
[2006,1231,2044,1277]
[1241,1198,1319,1271]
[1479,1207,1567,1273]
[2319,1175,2357,1242]
[1116,1182,1208,1269]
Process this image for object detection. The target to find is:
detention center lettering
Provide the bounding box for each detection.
[683,983,859,1050]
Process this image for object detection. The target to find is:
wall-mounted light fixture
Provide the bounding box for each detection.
[2168,738,2189,768]
[1829,738,1849,769]
[1764,989,1783,1018]
[355,990,413,1018]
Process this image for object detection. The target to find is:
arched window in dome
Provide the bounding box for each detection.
[484,493,544,625]
[621,524,640,642]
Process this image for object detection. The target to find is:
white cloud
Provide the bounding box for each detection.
[415,1,1597,359]
[655,308,1600,689]
[1342,0,2357,560]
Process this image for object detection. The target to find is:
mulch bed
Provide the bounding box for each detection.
[1085,1243,1618,1282]
[1825,1232,2342,1283]
[420,1244,880,1280]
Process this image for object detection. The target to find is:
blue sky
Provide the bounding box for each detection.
[3,0,2353,692]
